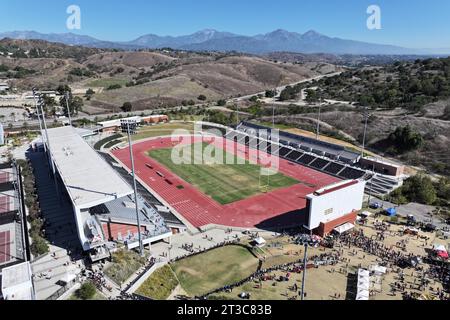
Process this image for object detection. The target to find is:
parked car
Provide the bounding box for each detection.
[369,202,381,209]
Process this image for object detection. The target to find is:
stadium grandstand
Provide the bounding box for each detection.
[41,126,176,261]
[225,121,403,197]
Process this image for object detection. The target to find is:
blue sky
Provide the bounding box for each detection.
[1,0,449,48]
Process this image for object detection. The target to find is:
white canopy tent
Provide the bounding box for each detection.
[370,265,387,275]
[433,244,447,253]
[334,223,355,235]
[356,269,371,301]
[360,211,373,218]
[254,237,267,247]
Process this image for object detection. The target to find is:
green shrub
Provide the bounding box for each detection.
[77,282,96,300]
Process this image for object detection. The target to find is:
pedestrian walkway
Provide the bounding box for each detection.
[28,150,84,300]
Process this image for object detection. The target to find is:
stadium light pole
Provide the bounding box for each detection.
[121,120,144,257]
[301,243,308,300]
[361,107,369,158]
[31,88,47,153]
[316,104,322,140]
[64,91,72,127]
[272,105,275,129]
[37,93,60,201]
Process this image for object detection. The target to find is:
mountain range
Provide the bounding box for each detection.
[1,29,449,55]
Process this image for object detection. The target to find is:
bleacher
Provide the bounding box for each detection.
[296,154,316,165]
[324,162,345,175]
[279,147,293,157]
[309,158,331,170]
[237,121,360,164]
[286,150,304,162]
[338,167,366,180]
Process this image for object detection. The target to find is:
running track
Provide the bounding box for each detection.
[112,136,340,229]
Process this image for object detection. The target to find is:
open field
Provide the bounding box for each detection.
[171,245,259,297]
[132,122,195,141]
[87,77,130,88]
[147,142,299,204]
[136,265,179,300]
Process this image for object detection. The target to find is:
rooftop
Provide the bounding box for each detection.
[46,126,133,209]
[1,261,34,300]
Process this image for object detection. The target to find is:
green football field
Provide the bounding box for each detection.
[147,143,298,205]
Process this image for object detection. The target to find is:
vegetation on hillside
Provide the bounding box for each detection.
[311,57,450,112]
[390,175,449,207]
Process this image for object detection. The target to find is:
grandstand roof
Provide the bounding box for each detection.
[46,126,133,209]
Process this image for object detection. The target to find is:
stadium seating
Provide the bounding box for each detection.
[296,154,317,165]
[309,158,331,170]
[278,147,293,157]
[338,167,366,180]
[324,162,345,175]
[286,151,304,162]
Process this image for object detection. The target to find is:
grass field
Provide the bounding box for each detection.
[171,245,259,297]
[132,122,195,141]
[147,142,299,204]
[136,265,179,300]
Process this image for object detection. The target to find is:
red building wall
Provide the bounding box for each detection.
[315,210,358,237]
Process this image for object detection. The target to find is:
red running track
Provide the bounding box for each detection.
[112,136,340,229]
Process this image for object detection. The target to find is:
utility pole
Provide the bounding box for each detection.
[121,120,144,257]
[65,91,72,126]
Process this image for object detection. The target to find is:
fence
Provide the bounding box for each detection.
[46,275,80,300]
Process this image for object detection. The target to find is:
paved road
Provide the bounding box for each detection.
[369,197,448,230]
[231,72,342,103]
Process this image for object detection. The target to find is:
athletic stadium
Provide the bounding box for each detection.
[110,122,367,234]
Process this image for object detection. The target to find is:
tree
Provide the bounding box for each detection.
[265,89,277,98]
[77,281,96,300]
[400,175,437,205]
[198,95,207,101]
[387,125,423,153]
[217,99,226,106]
[60,93,83,117]
[442,104,450,120]
[121,102,133,112]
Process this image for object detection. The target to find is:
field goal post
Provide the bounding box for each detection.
[259,167,271,193]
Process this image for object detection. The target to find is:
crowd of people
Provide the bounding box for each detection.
[197,251,340,299]
[337,229,421,269]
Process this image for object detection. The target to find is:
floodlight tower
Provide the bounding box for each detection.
[64,91,72,126]
[361,106,370,158]
[316,104,322,140]
[121,119,144,257]
[36,91,60,201]
[31,88,47,153]
[300,241,310,300]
